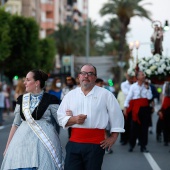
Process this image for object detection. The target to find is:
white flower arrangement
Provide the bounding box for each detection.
[138,54,170,78]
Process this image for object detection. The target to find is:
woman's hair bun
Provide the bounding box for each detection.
[39,70,48,81]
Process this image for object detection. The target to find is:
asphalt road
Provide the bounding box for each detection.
[0,103,170,170]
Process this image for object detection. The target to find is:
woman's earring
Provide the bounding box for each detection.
[36,85,38,92]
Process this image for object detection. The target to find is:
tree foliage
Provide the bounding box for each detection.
[50,20,105,58]
[0,9,56,80]
[4,15,40,79]
[100,0,151,57]
[0,10,11,62]
[38,37,56,73]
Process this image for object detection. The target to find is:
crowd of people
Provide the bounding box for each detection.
[118,71,170,153]
[0,65,124,170]
[0,81,19,130]
[0,64,170,170]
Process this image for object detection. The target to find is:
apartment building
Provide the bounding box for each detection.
[22,0,41,25]
[5,0,22,15]
[40,0,82,38]
[4,0,41,24]
[4,0,86,38]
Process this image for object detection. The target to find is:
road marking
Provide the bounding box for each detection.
[144,153,161,170]
[0,124,11,131]
[0,126,5,130]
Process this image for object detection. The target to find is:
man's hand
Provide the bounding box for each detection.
[158,111,163,120]
[144,81,149,89]
[123,107,127,118]
[100,132,119,150]
[75,114,87,124]
[66,114,87,126]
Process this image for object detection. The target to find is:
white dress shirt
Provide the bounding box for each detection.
[124,82,153,107]
[57,86,125,133]
[121,80,132,98]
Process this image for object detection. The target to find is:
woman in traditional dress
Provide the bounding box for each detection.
[1,69,64,170]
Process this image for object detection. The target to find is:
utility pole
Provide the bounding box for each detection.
[85,0,89,63]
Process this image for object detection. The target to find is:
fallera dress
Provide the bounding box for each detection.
[1,92,64,170]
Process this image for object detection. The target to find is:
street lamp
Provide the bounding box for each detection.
[129,42,134,56]
[164,20,169,31]
[129,40,140,65]
[152,19,169,32]
[129,40,140,72]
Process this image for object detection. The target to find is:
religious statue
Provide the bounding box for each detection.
[151,21,163,55]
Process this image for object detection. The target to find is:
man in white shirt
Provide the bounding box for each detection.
[121,73,134,98]
[57,64,124,170]
[124,71,152,153]
[120,73,134,145]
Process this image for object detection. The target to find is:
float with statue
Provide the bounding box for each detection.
[127,20,170,85]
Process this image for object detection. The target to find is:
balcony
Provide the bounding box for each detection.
[41,19,54,29]
[41,2,54,12]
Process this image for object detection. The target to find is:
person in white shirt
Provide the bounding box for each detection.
[121,75,134,98]
[57,63,125,170]
[120,73,134,145]
[124,71,152,153]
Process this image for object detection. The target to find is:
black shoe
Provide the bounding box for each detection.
[141,147,149,153]
[128,147,133,152]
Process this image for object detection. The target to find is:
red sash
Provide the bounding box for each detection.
[131,98,149,123]
[162,96,170,110]
[69,128,105,144]
[126,100,134,115]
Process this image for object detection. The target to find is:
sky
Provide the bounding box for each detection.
[78,0,170,58]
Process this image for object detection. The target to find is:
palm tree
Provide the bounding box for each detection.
[51,24,75,59]
[51,21,105,58]
[86,20,105,56]
[100,0,152,82]
[50,21,105,78]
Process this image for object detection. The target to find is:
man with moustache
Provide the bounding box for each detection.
[57,64,124,170]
